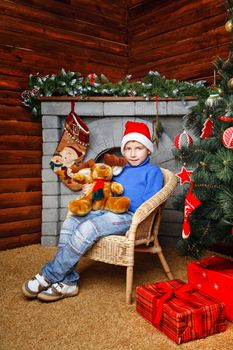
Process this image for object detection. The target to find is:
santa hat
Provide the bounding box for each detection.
[121,121,154,154]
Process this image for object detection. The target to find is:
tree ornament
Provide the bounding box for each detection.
[225,19,233,32]
[176,164,193,185]
[205,86,222,107]
[199,161,208,168]
[201,115,213,138]
[21,86,40,102]
[219,115,233,122]
[174,130,193,149]
[219,105,233,122]
[182,186,201,239]
[222,126,233,150]
[228,78,233,89]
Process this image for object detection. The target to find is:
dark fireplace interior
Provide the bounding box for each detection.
[95,147,122,163]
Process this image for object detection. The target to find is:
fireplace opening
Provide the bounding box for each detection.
[95,147,121,163]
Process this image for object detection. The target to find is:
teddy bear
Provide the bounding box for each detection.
[68,154,130,216]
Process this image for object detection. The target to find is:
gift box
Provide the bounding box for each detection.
[188,256,233,321]
[136,279,227,344]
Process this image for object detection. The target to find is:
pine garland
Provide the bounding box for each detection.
[21,69,208,118]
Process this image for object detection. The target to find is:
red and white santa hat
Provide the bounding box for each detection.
[121,121,154,154]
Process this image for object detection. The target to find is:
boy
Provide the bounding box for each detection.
[22,121,163,302]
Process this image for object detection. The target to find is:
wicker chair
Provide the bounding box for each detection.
[84,168,178,304]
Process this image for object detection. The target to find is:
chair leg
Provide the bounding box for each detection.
[157,250,174,280]
[126,266,133,305]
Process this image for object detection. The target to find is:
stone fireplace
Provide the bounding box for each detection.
[41,97,196,246]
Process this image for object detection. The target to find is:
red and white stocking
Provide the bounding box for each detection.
[50,102,89,191]
[182,186,201,239]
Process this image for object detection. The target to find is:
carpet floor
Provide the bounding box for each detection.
[0,244,232,350]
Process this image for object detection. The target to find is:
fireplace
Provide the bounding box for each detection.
[41,97,196,246]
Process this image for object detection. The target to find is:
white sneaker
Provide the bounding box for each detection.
[22,273,51,299]
[37,282,79,302]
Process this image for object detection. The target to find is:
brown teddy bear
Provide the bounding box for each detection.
[68,154,130,216]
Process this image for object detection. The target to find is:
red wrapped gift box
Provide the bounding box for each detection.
[188,256,233,321]
[136,279,227,344]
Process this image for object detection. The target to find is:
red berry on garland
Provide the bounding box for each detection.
[174,130,193,149]
[222,126,233,149]
[87,73,96,84]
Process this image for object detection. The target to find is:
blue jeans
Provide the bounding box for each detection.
[42,210,133,285]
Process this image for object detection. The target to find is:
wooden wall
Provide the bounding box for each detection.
[128,0,231,83]
[0,0,127,250]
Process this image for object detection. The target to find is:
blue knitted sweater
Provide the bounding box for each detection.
[113,156,163,213]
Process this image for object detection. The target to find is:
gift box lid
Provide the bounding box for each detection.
[189,256,233,278]
[136,279,226,309]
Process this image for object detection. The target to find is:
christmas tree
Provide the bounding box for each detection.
[173,2,233,258]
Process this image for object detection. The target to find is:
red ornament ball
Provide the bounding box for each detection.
[222,127,233,149]
[174,130,193,149]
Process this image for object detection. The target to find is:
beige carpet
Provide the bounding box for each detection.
[0,244,232,350]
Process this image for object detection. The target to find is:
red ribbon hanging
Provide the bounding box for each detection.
[151,96,159,146]
[71,101,75,113]
[155,95,159,116]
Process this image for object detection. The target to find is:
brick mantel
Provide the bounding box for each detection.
[41,96,196,116]
[41,98,196,246]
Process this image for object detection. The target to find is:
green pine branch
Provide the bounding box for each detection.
[21,69,208,119]
[174,11,233,258]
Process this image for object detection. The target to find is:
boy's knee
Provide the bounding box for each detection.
[69,220,98,249]
[78,220,99,237]
[61,215,81,231]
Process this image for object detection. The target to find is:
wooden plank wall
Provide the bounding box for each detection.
[0,0,127,250]
[128,0,231,83]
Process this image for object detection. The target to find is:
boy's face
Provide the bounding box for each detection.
[123,141,150,166]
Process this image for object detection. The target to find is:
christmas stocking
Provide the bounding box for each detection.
[182,186,201,239]
[50,102,89,191]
